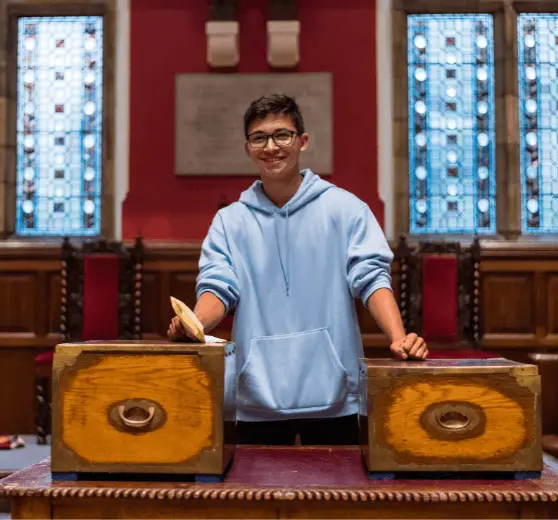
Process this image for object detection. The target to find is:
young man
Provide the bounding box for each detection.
[168,94,427,445]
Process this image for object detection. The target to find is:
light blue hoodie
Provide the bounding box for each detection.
[196,169,393,422]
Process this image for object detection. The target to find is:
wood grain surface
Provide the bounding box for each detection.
[384,378,527,460]
[61,354,214,465]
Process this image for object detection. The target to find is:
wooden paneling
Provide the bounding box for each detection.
[169,273,198,311]
[0,249,62,348]
[480,251,558,349]
[0,348,36,433]
[482,274,534,334]
[527,352,558,436]
[0,240,557,434]
[0,273,36,333]
[547,274,558,338]
[0,248,62,432]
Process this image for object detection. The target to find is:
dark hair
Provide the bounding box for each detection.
[243,93,305,137]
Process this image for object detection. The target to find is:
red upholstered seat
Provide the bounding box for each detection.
[420,252,488,359]
[82,254,120,341]
[35,351,54,366]
[421,254,458,343]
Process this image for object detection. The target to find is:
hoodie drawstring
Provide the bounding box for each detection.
[285,206,290,296]
[238,170,333,297]
[274,207,290,296]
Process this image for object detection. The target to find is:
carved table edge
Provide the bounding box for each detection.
[1,486,557,503]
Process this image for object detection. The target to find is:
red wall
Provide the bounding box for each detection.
[124,0,380,241]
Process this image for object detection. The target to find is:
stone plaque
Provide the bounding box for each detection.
[175,73,332,175]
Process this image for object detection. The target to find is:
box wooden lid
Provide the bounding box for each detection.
[362,358,538,376]
[55,339,234,357]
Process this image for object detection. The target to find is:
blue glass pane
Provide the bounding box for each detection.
[407,15,496,234]
[16,16,103,236]
[518,14,558,233]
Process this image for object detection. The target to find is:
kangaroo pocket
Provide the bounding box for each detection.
[237,327,349,412]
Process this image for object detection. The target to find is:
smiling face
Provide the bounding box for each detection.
[244,114,309,182]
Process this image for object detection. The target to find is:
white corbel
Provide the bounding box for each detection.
[206,21,239,68]
[267,20,300,68]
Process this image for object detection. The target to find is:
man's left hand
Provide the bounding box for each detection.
[390,333,428,360]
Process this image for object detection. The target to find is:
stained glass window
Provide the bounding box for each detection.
[408,15,496,234]
[518,14,558,233]
[16,16,103,236]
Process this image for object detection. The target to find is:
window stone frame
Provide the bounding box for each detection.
[0,0,116,239]
[392,0,558,239]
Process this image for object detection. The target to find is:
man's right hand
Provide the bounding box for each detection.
[167,293,226,342]
[167,316,189,341]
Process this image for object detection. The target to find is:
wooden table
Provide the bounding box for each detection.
[1,447,557,519]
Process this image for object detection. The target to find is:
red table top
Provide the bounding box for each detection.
[1,447,557,504]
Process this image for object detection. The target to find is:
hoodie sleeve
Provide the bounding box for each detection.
[346,205,394,306]
[196,212,240,313]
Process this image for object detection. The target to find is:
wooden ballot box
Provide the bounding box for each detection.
[51,340,236,481]
[359,358,543,479]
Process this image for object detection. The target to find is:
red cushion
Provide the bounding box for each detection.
[422,255,458,343]
[82,254,120,341]
[35,350,54,366]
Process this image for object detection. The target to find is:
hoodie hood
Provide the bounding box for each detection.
[239,169,333,216]
[238,169,333,296]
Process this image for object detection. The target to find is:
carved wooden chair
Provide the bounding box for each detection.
[393,235,413,334]
[35,236,144,444]
[405,237,492,358]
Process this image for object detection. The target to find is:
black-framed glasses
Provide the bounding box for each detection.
[246,128,301,148]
